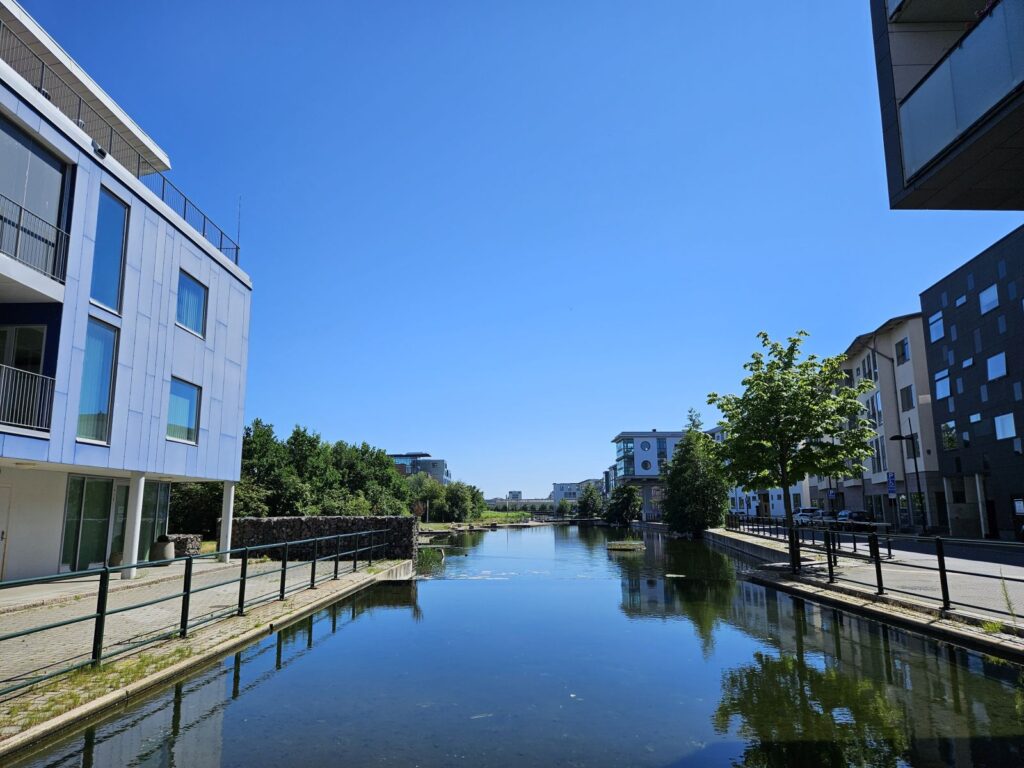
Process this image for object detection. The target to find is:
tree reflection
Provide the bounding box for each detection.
[713,651,909,768]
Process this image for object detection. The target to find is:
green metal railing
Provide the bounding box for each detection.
[0,528,389,698]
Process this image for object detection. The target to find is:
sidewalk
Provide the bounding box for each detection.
[710,528,1024,625]
[0,557,360,697]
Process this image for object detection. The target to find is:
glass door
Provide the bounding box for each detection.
[109,483,129,564]
[60,477,114,572]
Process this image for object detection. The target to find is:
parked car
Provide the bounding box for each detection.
[836,510,873,530]
[793,508,820,526]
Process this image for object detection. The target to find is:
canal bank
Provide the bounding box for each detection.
[705,528,1024,662]
[0,559,413,761]
[9,526,1024,767]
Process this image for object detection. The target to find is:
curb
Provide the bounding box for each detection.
[0,560,411,761]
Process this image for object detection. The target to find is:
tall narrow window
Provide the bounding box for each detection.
[176,271,208,337]
[91,189,128,311]
[167,377,201,443]
[77,319,118,442]
[928,311,944,342]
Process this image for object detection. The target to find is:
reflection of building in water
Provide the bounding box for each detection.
[727,581,1022,767]
[23,582,422,767]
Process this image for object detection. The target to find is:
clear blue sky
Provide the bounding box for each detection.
[23,0,1024,499]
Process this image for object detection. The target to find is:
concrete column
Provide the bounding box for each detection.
[975,473,988,538]
[121,474,146,580]
[218,481,236,562]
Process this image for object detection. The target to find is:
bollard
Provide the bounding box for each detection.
[180,556,194,636]
[936,537,951,611]
[92,567,110,667]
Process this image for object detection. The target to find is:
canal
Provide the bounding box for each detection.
[11,525,1024,767]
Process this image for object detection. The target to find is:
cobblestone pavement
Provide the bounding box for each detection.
[0,557,368,695]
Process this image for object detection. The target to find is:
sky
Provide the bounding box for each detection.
[20,0,1024,499]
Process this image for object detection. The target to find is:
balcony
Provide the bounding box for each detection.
[0,363,54,432]
[0,194,68,283]
[899,0,1024,181]
[0,18,240,263]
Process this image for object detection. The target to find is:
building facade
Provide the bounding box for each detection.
[821,315,943,530]
[389,452,451,485]
[610,430,683,521]
[920,230,1024,539]
[0,1,251,580]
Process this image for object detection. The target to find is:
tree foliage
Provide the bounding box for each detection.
[555,499,574,518]
[605,484,641,527]
[662,410,729,536]
[576,484,604,519]
[708,332,873,525]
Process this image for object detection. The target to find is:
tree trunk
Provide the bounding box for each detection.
[781,463,793,528]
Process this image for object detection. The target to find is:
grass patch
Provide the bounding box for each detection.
[607,540,645,552]
[200,540,217,555]
[982,620,1005,635]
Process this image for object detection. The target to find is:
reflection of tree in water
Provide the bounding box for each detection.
[613,539,738,656]
[713,651,909,768]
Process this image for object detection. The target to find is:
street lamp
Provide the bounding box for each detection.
[890,417,926,532]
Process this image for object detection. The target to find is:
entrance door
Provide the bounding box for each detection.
[60,477,114,572]
[0,487,10,580]
[109,484,129,564]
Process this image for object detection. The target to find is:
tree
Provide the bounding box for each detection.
[555,499,573,518]
[662,410,730,537]
[708,332,873,527]
[605,485,641,527]
[576,484,603,519]
[407,472,446,521]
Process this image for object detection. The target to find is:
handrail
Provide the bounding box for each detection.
[0,19,240,264]
[0,527,393,698]
[0,361,55,431]
[0,192,69,282]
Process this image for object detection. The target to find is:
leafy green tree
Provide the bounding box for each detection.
[576,484,603,519]
[708,331,873,526]
[662,410,730,536]
[169,482,222,537]
[555,498,573,518]
[605,485,641,527]
[407,472,446,521]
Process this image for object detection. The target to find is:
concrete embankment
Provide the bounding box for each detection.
[704,528,1024,663]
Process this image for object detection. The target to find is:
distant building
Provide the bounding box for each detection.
[389,453,451,485]
[507,491,522,500]
[610,430,684,521]
[552,482,579,509]
[706,427,809,518]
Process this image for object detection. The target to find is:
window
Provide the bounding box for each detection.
[0,325,45,373]
[176,271,208,336]
[987,352,1007,381]
[929,312,944,342]
[979,284,999,315]
[900,385,915,412]
[0,116,66,227]
[995,413,1017,440]
[955,294,967,307]
[963,357,973,368]
[905,435,921,460]
[657,437,667,458]
[969,413,981,423]
[639,441,651,452]
[940,421,957,451]
[895,338,910,365]
[77,319,118,442]
[91,189,128,311]
[934,368,950,399]
[640,459,652,471]
[167,378,201,444]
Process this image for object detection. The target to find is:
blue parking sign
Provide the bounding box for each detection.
[886,471,897,498]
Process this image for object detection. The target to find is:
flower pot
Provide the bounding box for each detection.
[148,539,175,565]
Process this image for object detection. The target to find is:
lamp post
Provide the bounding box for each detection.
[868,342,916,530]
[890,417,926,532]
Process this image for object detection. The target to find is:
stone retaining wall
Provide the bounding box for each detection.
[230,516,416,562]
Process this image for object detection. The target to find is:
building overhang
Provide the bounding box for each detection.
[0,0,170,172]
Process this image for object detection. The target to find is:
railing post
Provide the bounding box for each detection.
[789,527,800,574]
[870,534,885,595]
[92,567,110,667]
[279,542,289,600]
[237,548,249,616]
[334,535,341,580]
[368,530,374,567]
[310,537,319,589]
[13,205,23,261]
[353,532,359,572]
[886,534,893,559]
[936,537,951,611]
[179,556,193,637]
[825,529,836,583]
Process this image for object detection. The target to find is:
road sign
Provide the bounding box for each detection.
[827,489,836,499]
[887,471,897,499]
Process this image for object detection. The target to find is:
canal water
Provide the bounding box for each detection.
[11,526,1024,767]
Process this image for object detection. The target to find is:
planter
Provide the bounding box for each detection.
[148,540,175,565]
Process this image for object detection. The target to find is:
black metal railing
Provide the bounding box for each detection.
[0,19,240,264]
[0,362,55,431]
[725,513,1024,623]
[0,193,69,282]
[0,528,390,698]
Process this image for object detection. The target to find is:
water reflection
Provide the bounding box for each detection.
[13,583,421,768]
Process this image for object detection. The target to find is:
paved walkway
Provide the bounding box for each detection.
[718,528,1024,624]
[0,557,368,697]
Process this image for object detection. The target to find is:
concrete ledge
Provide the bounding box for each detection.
[704,529,795,564]
[0,559,413,761]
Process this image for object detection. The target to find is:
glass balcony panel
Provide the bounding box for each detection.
[950,5,1015,129]
[900,59,958,177]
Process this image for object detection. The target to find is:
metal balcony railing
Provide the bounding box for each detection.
[0,18,240,264]
[0,193,69,283]
[0,363,54,431]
